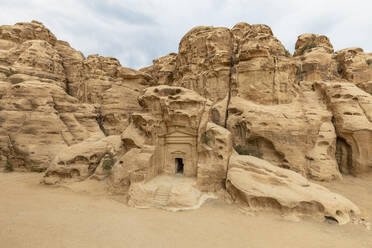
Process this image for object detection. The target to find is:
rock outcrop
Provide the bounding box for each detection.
[316,81,372,174]
[226,155,360,225]
[108,85,231,194]
[335,48,372,83]
[294,33,334,56]
[294,34,339,82]
[140,53,176,86]
[145,22,372,181]
[61,54,152,135]
[43,135,122,184]
[0,81,104,172]
[1,20,371,224]
[0,21,151,172]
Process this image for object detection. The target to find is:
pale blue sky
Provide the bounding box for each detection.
[0,0,370,69]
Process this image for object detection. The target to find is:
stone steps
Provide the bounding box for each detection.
[153,185,172,207]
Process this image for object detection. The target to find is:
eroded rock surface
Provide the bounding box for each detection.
[316,81,372,174]
[0,81,104,171]
[108,85,231,196]
[43,135,122,184]
[128,175,214,211]
[227,155,360,224]
[335,48,372,83]
[211,81,341,181]
[0,20,371,223]
[0,21,151,171]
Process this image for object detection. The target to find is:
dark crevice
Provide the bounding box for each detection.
[96,107,108,136]
[65,78,71,96]
[331,114,354,175]
[296,64,304,84]
[335,137,353,175]
[58,51,74,97]
[224,32,238,128]
[224,55,234,128]
[272,56,278,104]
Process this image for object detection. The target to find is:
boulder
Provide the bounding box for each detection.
[43,135,122,184]
[226,155,360,224]
[108,147,154,194]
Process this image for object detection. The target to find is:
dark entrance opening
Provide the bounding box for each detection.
[335,137,353,174]
[175,158,184,174]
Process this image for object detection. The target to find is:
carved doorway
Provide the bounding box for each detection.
[175,158,184,174]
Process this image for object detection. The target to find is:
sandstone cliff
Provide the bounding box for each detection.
[143,23,372,180]
[0,21,151,171]
[1,20,371,224]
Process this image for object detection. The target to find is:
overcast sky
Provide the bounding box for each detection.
[0,0,371,69]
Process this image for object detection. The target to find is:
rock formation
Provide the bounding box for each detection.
[1,20,371,224]
[144,22,372,182]
[0,21,151,172]
[226,155,359,225]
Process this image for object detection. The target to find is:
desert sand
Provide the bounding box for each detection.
[0,172,371,248]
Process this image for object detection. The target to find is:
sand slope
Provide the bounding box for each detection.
[0,172,371,248]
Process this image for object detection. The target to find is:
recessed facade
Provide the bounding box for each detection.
[155,128,198,177]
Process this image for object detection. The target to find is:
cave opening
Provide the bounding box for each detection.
[335,137,353,174]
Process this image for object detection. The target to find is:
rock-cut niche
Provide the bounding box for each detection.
[156,128,198,177]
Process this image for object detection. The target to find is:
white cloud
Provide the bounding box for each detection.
[0,0,371,69]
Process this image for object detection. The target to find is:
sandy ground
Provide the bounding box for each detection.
[0,172,371,248]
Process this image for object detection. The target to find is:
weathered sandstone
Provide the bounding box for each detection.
[0,81,104,172]
[0,20,371,224]
[43,135,122,184]
[0,21,151,172]
[316,81,372,174]
[226,155,360,225]
[335,48,372,83]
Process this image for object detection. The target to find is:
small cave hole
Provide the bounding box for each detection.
[70,169,80,178]
[324,216,339,224]
[332,94,341,98]
[336,137,353,174]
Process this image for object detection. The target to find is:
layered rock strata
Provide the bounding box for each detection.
[0,21,150,171]
[0,20,371,223]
